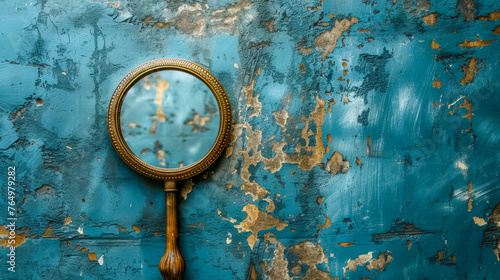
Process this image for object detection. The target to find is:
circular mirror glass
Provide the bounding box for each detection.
[120,70,220,169]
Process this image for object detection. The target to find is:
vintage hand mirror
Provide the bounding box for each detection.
[107,58,231,279]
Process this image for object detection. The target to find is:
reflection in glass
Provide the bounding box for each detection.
[120,70,220,169]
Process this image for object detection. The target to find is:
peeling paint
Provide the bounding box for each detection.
[234,204,287,250]
[314,17,359,61]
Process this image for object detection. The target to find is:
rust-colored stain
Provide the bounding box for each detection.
[356,157,363,166]
[338,242,354,247]
[461,57,482,85]
[430,39,440,49]
[458,36,493,49]
[36,97,43,106]
[0,225,27,248]
[132,225,140,234]
[476,10,500,21]
[299,63,306,71]
[422,13,438,26]
[234,204,287,250]
[357,28,371,33]
[63,216,72,226]
[432,80,442,88]
[88,252,97,261]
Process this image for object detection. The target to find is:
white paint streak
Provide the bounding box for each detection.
[98,255,104,266]
[77,226,84,235]
[448,96,465,109]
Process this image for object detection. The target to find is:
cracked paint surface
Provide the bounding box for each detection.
[1,0,500,279]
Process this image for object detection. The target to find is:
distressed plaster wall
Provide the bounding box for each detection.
[1,0,500,279]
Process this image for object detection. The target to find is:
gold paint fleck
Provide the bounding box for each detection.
[473,217,487,226]
[326,151,350,175]
[366,251,393,271]
[430,39,440,49]
[74,245,80,250]
[190,222,205,228]
[317,196,324,204]
[318,215,331,229]
[436,250,443,262]
[290,241,327,267]
[36,98,43,106]
[338,242,354,247]
[42,225,52,237]
[325,145,330,153]
[343,252,373,277]
[226,184,232,189]
[64,216,72,226]
[459,97,472,125]
[0,225,27,248]
[299,63,306,71]
[342,62,348,68]
[243,68,262,118]
[132,225,140,234]
[476,10,500,21]
[461,58,482,86]
[407,240,412,250]
[265,19,275,33]
[234,204,287,250]
[66,146,72,149]
[494,25,500,35]
[81,247,87,252]
[118,227,126,231]
[356,157,363,166]
[357,28,370,33]
[88,252,97,261]
[314,17,359,60]
[327,134,332,143]
[62,72,67,75]
[300,47,314,55]
[458,36,493,49]
[433,80,442,88]
[343,95,350,103]
[422,13,438,26]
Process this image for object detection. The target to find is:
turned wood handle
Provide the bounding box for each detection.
[159,181,185,280]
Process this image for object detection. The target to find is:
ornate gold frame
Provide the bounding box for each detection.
[107,58,232,181]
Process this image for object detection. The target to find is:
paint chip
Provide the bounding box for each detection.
[473,217,487,226]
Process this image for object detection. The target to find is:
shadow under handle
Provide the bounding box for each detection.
[159,181,186,280]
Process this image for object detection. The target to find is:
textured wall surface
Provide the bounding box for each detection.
[1,0,500,279]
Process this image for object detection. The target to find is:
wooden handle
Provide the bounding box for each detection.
[159,182,185,280]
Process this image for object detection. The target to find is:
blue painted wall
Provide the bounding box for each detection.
[1,0,500,279]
